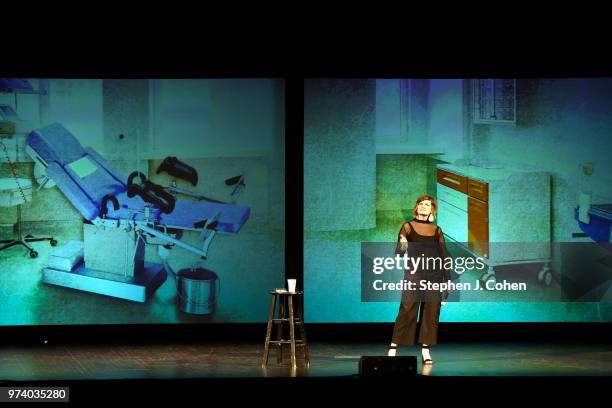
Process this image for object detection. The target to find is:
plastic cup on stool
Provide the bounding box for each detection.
[287,279,297,293]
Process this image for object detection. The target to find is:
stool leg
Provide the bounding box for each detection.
[262,294,277,367]
[288,295,297,368]
[277,295,284,364]
[298,294,310,366]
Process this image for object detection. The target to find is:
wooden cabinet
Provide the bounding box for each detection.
[437,183,468,243]
[467,177,489,258]
[468,196,489,258]
[436,168,468,194]
[436,167,489,258]
[436,164,551,268]
[467,178,488,202]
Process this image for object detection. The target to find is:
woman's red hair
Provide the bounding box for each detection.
[411,195,437,219]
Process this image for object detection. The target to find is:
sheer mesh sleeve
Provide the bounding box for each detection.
[437,227,452,300]
[395,222,411,255]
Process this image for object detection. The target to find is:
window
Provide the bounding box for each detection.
[472,79,516,125]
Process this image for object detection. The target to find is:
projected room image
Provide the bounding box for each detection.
[304,78,612,323]
[0,78,285,325]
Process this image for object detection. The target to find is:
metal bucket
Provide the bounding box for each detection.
[177,267,220,315]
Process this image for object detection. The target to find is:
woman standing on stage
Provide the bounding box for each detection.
[387,195,451,364]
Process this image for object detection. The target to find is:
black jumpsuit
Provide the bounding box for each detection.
[391,218,451,346]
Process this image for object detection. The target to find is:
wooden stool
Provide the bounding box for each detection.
[262,290,309,368]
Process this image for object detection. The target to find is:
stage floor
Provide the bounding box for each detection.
[1,340,612,381]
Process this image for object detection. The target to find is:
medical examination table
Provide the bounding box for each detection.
[26,123,250,302]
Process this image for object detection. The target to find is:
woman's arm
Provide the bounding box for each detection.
[437,227,452,302]
[395,222,411,255]
[437,227,452,282]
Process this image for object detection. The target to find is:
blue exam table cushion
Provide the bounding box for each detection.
[575,206,612,243]
[161,199,250,233]
[27,123,250,232]
[28,123,87,165]
[0,78,34,92]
